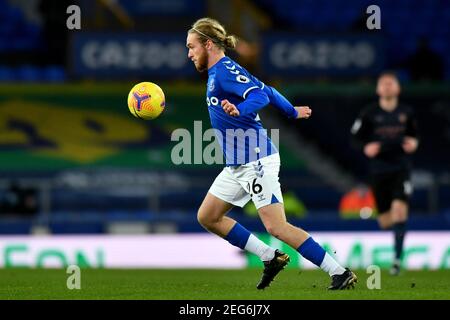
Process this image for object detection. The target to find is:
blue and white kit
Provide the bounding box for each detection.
[207,56,298,209]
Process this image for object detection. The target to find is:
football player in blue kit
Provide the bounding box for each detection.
[186,18,357,290]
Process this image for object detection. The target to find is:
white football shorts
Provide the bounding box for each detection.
[208,153,283,210]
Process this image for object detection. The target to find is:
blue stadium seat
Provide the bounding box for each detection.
[17,65,41,82]
[0,2,41,52]
[43,66,66,82]
[0,66,15,81]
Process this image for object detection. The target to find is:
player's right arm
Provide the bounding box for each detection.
[351,108,380,158]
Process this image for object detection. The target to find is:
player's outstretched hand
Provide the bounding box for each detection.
[221,99,240,117]
[295,106,312,119]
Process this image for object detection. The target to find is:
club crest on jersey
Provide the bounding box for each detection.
[236,75,250,83]
[208,78,215,92]
[398,113,407,123]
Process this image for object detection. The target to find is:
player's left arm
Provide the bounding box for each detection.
[218,66,311,118]
[403,109,419,154]
[263,85,311,120]
[223,85,312,119]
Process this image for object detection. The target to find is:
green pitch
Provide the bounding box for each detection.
[0,269,449,300]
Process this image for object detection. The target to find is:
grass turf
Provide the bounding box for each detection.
[0,269,449,300]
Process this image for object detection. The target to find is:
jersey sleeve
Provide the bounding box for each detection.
[236,89,270,116]
[217,65,261,99]
[351,108,372,150]
[263,85,298,119]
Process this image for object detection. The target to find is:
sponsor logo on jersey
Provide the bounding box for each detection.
[236,75,250,83]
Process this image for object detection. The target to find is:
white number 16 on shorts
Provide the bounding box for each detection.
[208,153,284,210]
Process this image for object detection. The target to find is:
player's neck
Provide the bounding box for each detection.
[379,97,398,112]
[207,51,226,70]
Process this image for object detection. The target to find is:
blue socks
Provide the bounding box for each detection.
[225,226,342,275]
[224,223,251,250]
[297,236,326,267]
[225,225,343,275]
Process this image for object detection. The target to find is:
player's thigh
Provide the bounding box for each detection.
[390,171,412,221]
[209,166,251,207]
[199,168,242,224]
[242,154,287,231]
[371,173,394,228]
[240,154,284,210]
[371,173,393,215]
[391,199,408,222]
[198,192,234,225]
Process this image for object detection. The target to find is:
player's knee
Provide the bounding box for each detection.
[378,220,390,229]
[391,201,408,222]
[266,226,280,238]
[197,210,219,228]
[378,214,392,229]
[265,222,286,239]
[197,210,209,227]
[392,211,407,223]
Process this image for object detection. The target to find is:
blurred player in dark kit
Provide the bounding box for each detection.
[351,72,419,275]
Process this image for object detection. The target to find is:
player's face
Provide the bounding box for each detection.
[376,75,401,98]
[186,33,208,72]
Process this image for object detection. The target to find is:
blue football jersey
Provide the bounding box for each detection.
[206,56,278,166]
